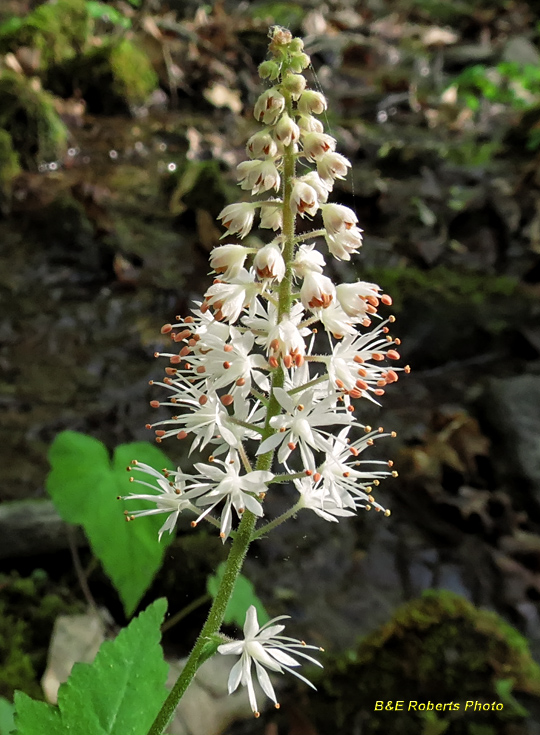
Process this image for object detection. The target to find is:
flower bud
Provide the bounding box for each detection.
[274,113,300,147]
[321,203,358,235]
[258,60,280,80]
[290,53,311,73]
[326,229,363,260]
[253,88,285,125]
[298,172,330,203]
[297,115,324,133]
[260,201,283,231]
[317,152,351,183]
[301,272,335,310]
[293,243,325,276]
[290,38,304,53]
[246,130,278,159]
[282,73,306,100]
[298,90,327,115]
[218,202,256,239]
[253,243,286,281]
[209,244,250,278]
[301,132,337,161]
[290,180,319,217]
[237,159,280,195]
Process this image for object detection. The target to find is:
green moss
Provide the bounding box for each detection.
[0,571,84,701]
[314,591,540,735]
[109,39,158,106]
[0,0,90,69]
[364,266,517,311]
[0,71,67,168]
[0,129,21,200]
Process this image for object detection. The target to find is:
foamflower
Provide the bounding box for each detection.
[218,605,322,717]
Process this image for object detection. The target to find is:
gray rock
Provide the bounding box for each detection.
[481,373,540,511]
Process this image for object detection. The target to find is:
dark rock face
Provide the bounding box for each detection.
[482,374,540,517]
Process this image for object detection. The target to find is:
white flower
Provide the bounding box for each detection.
[243,300,309,361]
[253,88,285,124]
[297,114,324,133]
[298,171,330,203]
[317,302,356,338]
[192,452,273,540]
[120,463,199,540]
[320,203,357,234]
[294,476,355,522]
[186,326,270,399]
[300,271,336,310]
[274,113,300,147]
[323,328,402,399]
[204,269,259,323]
[147,381,242,453]
[257,387,351,469]
[237,160,281,195]
[298,90,327,115]
[292,243,325,276]
[246,130,278,159]
[336,281,384,318]
[326,228,363,260]
[218,605,322,716]
[290,180,319,217]
[301,132,336,161]
[260,200,283,230]
[318,427,392,513]
[253,242,286,282]
[209,244,251,278]
[317,151,351,184]
[218,203,257,239]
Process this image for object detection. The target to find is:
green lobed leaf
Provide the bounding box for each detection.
[0,698,15,735]
[207,562,269,627]
[46,431,175,616]
[14,599,168,735]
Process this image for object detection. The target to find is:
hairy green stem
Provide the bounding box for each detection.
[146,75,298,735]
[251,501,302,540]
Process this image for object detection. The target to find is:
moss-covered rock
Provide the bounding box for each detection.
[0,71,67,168]
[0,129,21,203]
[0,570,84,701]
[313,590,540,735]
[0,0,90,69]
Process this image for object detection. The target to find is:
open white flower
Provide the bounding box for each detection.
[120,463,200,540]
[192,452,273,540]
[218,605,322,717]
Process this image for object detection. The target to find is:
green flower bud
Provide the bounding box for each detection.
[290,38,304,53]
[289,53,310,73]
[258,60,280,80]
[282,73,307,100]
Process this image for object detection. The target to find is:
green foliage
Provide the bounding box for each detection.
[249,2,305,30]
[315,590,540,734]
[0,72,67,168]
[46,431,175,617]
[207,562,269,627]
[0,698,14,735]
[13,599,169,735]
[450,62,540,150]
